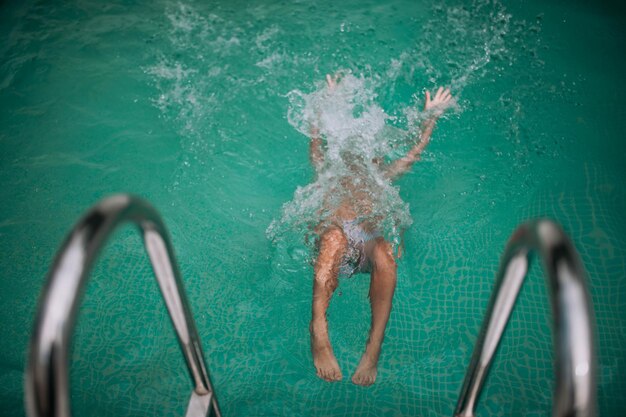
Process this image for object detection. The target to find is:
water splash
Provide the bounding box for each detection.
[267,0,521,252]
[267,73,427,249]
[145,0,537,249]
[383,2,512,92]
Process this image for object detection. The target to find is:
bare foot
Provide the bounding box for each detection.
[310,325,342,382]
[351,353,378,386]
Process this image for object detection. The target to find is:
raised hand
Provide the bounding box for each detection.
[326,73,339,91]
[424,87,452,116]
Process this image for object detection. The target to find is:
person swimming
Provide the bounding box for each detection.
[308,74,453,385]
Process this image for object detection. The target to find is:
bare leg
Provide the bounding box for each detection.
[310,226,347,382]
[352,238,397,386]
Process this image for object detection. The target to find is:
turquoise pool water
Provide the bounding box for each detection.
[1,0,625,416]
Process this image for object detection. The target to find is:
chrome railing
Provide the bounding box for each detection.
[25,194,221,417]
[454,220,596,417]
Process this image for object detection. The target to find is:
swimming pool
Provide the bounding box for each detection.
[1,0,624,416]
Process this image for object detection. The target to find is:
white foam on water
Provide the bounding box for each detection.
[208,36,241,54]
[255,26,280,51]
[267,73,436,249]
[145,57,216,135]
[255,51,284,70]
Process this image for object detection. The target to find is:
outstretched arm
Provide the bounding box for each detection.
[309,74,339,172]
[384,87,452,180]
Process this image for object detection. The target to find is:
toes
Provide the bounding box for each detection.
[328,367,341,381]
[351,371,376,386]
[316,366,342,382]
[332,369,343,381]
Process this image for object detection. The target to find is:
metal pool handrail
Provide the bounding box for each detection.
[454,220,596,417]
[25,194,221,417]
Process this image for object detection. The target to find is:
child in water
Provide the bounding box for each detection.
[309,74,452,385]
